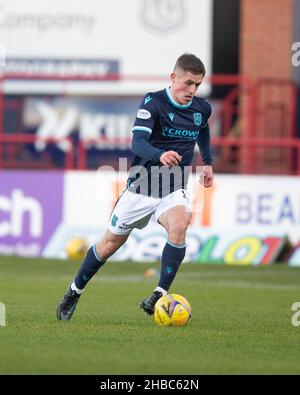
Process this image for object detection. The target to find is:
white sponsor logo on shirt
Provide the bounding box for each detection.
[137,109,151,119]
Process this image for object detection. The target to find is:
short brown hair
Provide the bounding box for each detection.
[174,53,206,76]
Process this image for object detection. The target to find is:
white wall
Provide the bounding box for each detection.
[1,0,213,95]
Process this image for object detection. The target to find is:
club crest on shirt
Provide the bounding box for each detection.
[193,113,202,126]
[141,0,185,34]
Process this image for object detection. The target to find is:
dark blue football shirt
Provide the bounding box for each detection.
[127,87,212,198]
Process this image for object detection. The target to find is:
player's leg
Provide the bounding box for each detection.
[139,190,191,315]
[156,205,190,290]
[139,206,190,315]
[72,231,130,292]
[57,190,156,320]
[56,231,129,321]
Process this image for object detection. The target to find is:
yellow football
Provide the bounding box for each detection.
[154,293,191,327]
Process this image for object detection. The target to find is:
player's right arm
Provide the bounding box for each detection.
[132,133,181,166]
[131,94,181,166]
[132,131,165,162]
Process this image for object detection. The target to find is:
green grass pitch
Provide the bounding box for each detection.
[0,256,300,374]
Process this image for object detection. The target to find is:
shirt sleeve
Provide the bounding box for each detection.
[131,93,157,135]
[197,123,212,165]
[196,100,212,165]
[132,130,165,162]
[201,100,212,129]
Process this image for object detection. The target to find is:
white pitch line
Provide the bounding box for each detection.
[90,274,300,290]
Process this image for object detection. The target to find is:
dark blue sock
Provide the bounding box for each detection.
[158,240,186,291]
[74,245,106,290]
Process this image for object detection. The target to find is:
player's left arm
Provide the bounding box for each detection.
[196,123,214,188]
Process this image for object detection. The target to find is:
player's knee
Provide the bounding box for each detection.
[168,222,188,243]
